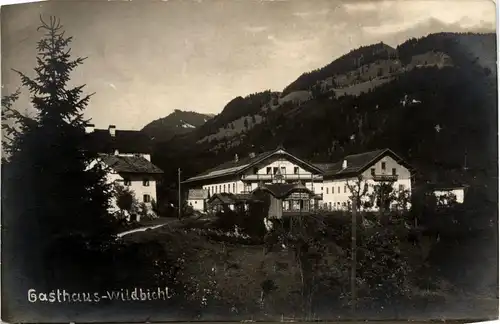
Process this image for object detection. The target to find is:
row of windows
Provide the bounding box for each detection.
[207,183,236,195]
[323,183,406,194]
[324,185,348,195]
[123,179,150,187]
[260,166,302,175]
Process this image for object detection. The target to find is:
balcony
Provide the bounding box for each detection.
[241,174,323,182]
[372,174,398,182]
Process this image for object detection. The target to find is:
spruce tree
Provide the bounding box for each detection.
[2,16,116,291]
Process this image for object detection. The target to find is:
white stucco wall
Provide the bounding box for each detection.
[322,155,412,211]
[434,188,465,204]
[89,158,159,220]
[188,199,205,211]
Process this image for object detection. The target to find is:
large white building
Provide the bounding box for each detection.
[86,124,163,221]
[183,146,413,212]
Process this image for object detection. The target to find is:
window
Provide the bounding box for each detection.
[371,168,375,176]
[281,167,286,175]
[124,179,131,186]
[233,183,236,192]
[338,186,341,193]
[219,185,222,192]
[143,179,150,187]
[344,185,347,193]
[143,194,151,203]
[332,187,334,194]
[223,184,226,192]
[273,167,279,174]
[381,162,386,170]
[294,167,299,174]
[266,167,272,175]
[399,184,405,191]
[329,202,332,210]
[253,167,259,174]
[326,187,329,194]
[227,184,230,193]
[207,188,210,196]
[342,202,346,207]
[321,187,323,191]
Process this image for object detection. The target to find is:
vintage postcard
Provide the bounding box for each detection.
[1,0,498,322]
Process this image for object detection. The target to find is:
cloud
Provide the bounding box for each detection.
[243,25,268,33]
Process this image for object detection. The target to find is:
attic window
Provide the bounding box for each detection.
[124,179,131,186]
[294,167,299,174]
[266,167,272,175]
[143,179,150,187]
[392,168,397,176]
[371,168,375,176]
[381,162,386,170]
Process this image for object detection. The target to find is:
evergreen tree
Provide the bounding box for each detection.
[2,16,117,292]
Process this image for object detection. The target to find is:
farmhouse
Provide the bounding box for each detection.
[316,148,413,211]
[86,124,164,220]
[182,147,325,213]
[183,147,413,212]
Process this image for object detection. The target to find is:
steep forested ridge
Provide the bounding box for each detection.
[150,32,497,207]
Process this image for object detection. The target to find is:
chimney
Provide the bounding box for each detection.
[249,152,256,158]
[85,123,95,134]
[114,149,119,156]
[108,125,116,137]
[342,159,348,169]
[234,154,239,163]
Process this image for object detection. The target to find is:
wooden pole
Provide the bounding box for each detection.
[178,168,182,219]
[351,197,357,317]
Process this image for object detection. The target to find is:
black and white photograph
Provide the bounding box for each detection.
[1,0,498,322]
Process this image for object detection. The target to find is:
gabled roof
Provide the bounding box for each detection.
[317,148,411,179]
[207,193,260,205]
[182,147,324,184]
[252,183,314,199]
[87,129,152,154]
[99,154,164,174]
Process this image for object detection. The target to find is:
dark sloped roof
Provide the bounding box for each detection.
[87,129,152,154]
[183,147,324,184]
[183,150,274,183]
[317,148,409,178]
[207,193,256,205]
[100,154,163,174]
[253,183,313,199]
[188,189,209,200]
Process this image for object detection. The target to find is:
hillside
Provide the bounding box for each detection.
[141,109,214,142]
[151,32,497,209]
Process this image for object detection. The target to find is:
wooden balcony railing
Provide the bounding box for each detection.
[241,174,322,181]
[372,174,398,182]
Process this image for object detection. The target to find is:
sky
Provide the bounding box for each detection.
[1,0,496,130]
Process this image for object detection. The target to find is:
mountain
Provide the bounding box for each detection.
[150,32,497,208]
[141,109,214,142]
